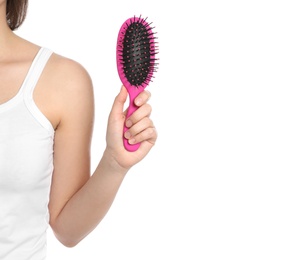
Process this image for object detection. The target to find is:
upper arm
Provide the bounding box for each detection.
[47,56,94,225]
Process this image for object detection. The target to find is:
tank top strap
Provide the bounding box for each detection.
[23,47,54,135]
[22,47,53,98]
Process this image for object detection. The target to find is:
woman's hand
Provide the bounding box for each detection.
[105,85,157,170]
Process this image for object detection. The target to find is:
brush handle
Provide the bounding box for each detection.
[123,87,143,152]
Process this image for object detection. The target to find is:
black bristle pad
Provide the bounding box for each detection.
[122,21,154,87]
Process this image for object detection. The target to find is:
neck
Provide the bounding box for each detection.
[0,2,19,56]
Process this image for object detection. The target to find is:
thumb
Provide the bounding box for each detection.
[110,85,128,115]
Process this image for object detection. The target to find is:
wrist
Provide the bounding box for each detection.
[101,148,130,176]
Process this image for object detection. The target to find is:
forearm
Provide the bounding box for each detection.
[51,150,129,247]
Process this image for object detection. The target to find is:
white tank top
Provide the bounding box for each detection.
[0,47,54,260]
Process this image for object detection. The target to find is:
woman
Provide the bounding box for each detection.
[0,0,157,259]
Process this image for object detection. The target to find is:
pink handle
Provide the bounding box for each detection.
[123,86,143,152]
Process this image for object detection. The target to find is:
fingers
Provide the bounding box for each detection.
[124,90,157,146]
[134,90,151,106]
[125,103,152,128]
[125,120,157,145]
[125,89,152,127]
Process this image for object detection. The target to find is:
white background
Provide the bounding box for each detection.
[16,0,281,259]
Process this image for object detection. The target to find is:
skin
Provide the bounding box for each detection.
[0,1,157,247]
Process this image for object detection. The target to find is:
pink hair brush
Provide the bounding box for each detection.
[116,15,158,152]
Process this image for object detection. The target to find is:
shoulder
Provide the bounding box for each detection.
[37,50,94,128]
[46,52,93,92]
[45,51,94,104]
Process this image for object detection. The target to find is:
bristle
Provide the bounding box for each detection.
[117,16,159,87]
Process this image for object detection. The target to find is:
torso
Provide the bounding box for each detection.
[0,45,55,259]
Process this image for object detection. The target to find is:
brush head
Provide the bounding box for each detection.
[117,15,158,89]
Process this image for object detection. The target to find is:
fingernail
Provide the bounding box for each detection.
[135,98,142,106]
[129,138,136,144]
[124,131,131,139]
[126,120,132,128]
